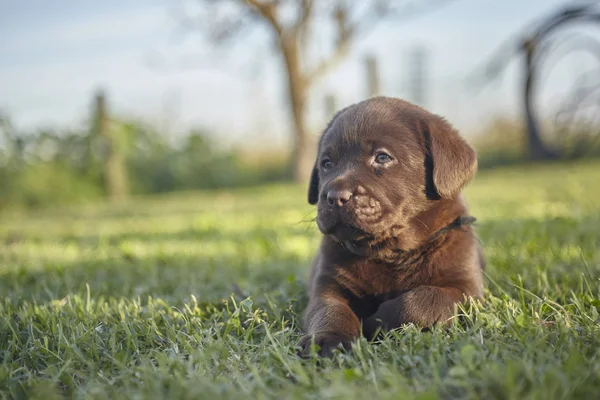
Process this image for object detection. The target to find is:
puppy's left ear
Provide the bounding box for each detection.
[425,117,478,199]
[308,163,319,205]
[308,105,348,205]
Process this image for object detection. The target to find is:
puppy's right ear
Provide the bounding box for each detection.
[308,163,319,205]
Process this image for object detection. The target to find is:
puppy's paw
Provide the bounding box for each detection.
[362,316,387,341]
[297,332,354,358]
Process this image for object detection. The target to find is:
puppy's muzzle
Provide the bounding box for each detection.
[326,189,353,209]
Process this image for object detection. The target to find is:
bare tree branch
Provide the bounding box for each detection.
[556,67,600,121]
[304,2,382,86]
[539,33,600,86]
[553,73,600,156]
[165,0,456,182]
[244,0,285,37]
[294,0,315,51]
[294,0,315,33]
[469,2,600,91]
[305,0,456,86]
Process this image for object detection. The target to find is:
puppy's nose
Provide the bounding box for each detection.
[327,189,353,208]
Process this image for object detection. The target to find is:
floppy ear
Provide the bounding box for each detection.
[424,117,478,199]
[308,163,319,205]
[308,105,351,205]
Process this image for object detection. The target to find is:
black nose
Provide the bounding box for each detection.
[327,189,353,208]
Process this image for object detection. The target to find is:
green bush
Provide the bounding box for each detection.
[0,113,289,209]
[6,164,102,208]
[3,110,596,210]
[472,115,600,168]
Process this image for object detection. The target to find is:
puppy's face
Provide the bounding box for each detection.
[308,97,477,247]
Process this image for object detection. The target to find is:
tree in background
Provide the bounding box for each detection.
[177,0,450,183]
[475,2,600,161]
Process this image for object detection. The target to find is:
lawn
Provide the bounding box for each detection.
[1,160,599,399]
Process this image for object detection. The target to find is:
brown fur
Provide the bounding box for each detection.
[298,96,485,357]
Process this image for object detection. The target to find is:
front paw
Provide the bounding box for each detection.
[362,316,387,340]
[297,332,354,358]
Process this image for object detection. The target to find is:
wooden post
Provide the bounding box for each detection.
[365,55,380,98]
[408,46,427,107]
[94,89,128,204]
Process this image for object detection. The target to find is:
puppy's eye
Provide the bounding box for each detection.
[375,152,393,164]
[320,158,333,170]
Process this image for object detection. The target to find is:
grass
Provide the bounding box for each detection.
[1,160,599,399]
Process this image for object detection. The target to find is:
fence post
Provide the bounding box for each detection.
[94,89,128,204]
[365,55,380,98]
[324,93,337,120]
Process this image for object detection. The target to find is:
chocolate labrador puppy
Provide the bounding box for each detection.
[298,96,485,357]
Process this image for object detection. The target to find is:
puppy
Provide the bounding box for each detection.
[298,96,485,357]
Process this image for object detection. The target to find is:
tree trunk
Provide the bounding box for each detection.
[523,41,558,160]
[281,39,314,184]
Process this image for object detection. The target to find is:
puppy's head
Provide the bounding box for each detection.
[308,96,477,248]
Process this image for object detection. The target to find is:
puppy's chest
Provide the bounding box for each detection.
[334,260,421,298]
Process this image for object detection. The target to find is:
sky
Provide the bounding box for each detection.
[1,0,598,148]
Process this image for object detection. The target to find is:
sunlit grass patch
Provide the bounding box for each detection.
[0,160,599,399]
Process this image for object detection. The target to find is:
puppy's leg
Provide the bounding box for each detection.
[362,286,468,339]
[298,294,360,357]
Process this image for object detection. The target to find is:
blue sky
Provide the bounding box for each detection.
[1,0,597,147]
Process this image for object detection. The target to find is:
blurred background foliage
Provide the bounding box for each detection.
[2,1,600,210]
[0,110,290,209]
[2,107,599,210]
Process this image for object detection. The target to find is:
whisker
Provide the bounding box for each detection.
[414,217,429,230]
